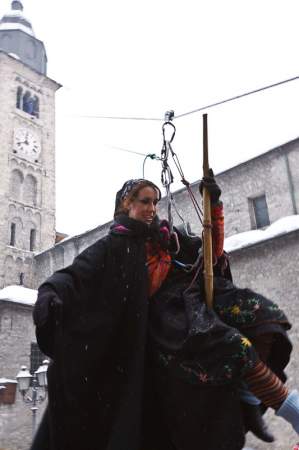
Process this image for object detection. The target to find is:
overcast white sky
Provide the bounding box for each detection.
[1,0,299,235]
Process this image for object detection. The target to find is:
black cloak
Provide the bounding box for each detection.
[32,215,292,450]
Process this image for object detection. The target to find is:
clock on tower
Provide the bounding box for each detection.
[13,127,41,162]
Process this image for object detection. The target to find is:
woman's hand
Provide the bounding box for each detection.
[199,168,221,204]
[33,286,63,327]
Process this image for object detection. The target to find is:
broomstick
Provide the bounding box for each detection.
[202,114,214,309]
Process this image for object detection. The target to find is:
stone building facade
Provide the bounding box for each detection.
[0,0,60,291]
[158,136,299,238]
[229,229,299,449]
[0,48,60,290]
[0,291,46,450]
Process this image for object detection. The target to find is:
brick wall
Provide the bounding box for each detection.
[0,302,46,450]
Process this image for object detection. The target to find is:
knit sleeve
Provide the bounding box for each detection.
[244,359,289,410]
[211,201,224,258]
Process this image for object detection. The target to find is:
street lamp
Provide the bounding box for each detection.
[16,360,49,438]
[35,360,49,388]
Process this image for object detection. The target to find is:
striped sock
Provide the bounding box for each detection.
[244,360,289,410]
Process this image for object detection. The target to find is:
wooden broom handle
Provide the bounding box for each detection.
[202,114,214,309]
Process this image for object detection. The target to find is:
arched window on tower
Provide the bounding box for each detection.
[29,228,36,251]
[23,174,37,206]
[32,95,39,118]
[10,169,24,201]
[10,223,16,246]
[22,91,34,115]
[16,87,23,109]
[18,89,40,118]
[23,91,31,113]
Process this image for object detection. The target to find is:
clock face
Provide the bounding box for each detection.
[14,127,41,160]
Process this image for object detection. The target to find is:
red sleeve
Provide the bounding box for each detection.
[211,201,224,258]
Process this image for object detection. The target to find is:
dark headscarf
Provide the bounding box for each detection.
[114,179,161,218]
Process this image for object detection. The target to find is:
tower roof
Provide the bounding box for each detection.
[0,1,47,75]
[0,1,35,36]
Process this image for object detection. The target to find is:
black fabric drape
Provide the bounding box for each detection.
[34,224,151,450]
[32,215,292,450]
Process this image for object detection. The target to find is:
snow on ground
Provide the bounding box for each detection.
[224,215,299,253]
[0,285,37,306]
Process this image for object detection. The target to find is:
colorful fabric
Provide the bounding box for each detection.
[111,216,292,392]
[111,217,173,296]
[244,360,289,410]
[211,201,224,258]
[213,277,290,331]
[145,242,172,297]
[149,274,259,386]
[149,269,292,390]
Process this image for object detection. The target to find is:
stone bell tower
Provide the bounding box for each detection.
[0,1,61,288]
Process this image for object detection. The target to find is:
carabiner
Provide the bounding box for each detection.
[170,231,180,255]
[161,165,173,187]
[162,121,176,144]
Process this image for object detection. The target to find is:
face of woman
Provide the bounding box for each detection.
[127,186,159,225]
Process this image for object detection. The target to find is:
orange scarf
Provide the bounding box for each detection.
[146,242,172,297]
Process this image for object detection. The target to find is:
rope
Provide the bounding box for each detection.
[104,144,149,157]
[169,193,195,238]
[161,126,203,225]
[71,75,299,122]
[160,121,204,245]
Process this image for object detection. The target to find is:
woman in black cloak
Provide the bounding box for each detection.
[32,178,299,450]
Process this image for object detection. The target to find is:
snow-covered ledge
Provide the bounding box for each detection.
[224,215,299,253]
[0,285,37,306]
[0,378,17,384]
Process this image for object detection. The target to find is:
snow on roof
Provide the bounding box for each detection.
[224,215,299,253]
[0,285,37,306]
[0,22,34,35]
[8,52,20,60]
[4,10,29,19]
[0,378,17,384]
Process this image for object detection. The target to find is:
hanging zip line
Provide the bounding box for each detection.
[91,73,299,182]
[174,75,299,119]
[68,74,299,170]
[72,75,299,122]
[72,114,162,121]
